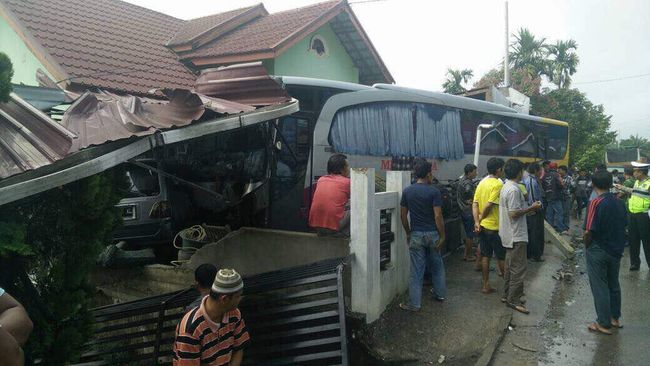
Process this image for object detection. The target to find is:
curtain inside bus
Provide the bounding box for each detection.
[330,102,464,159]
[330,102,415,156]
[414,104,464,159]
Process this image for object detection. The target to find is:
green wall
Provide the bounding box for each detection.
[269,23,359,83]
[0,15,55,86]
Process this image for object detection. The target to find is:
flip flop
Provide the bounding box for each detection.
[611,320,623,329]
[399,303,420,312]
[587,323,612,335]
[463,256,477,262]
[481,287,497,294]
[507,302,530,314]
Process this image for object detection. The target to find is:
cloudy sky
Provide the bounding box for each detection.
[127,0,650,139]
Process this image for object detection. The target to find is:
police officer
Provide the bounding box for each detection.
[616,160,650,271]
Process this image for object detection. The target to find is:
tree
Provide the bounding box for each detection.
[546,40,579,89]
[0,169,127,364]
[442,68,473,94]
[473,66,542,97]
[531,88,616,168]
[0,52,13,103]
[509,28,547,76]
[619,134,650,157]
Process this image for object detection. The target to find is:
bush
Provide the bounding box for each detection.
[0,168,127,364]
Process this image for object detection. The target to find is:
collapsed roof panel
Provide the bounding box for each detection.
[0,93,75,179]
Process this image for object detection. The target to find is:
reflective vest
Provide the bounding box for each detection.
[629,178,650,213]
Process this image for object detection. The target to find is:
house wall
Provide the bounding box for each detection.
[0,15,55,86]
[267,23,359,83]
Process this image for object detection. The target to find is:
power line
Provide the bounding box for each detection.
[574,72,650,85]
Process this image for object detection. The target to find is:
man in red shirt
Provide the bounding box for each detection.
[309,154,351,236]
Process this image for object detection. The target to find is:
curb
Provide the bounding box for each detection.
[474,312,513,366]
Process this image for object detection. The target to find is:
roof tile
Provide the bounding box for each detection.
[179,0,341,59]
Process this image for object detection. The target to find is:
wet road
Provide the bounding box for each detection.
[541,245,650,366]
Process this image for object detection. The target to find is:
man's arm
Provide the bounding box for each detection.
[509,201,542,220]
[0,326,24,366]
[400,207,411,242]
[472,202,481,233]
[0,292,33,346]
[433,206,445,251]
[230,349,244,366]
[173,330,201,366]
[480,202,495,223]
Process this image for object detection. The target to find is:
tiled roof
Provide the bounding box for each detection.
[179,1,342,59]
[2,0,197,95]
[166,5,258,47]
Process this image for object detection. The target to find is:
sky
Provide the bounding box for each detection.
[126,0,650,139]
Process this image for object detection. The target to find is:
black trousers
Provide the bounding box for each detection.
[629,212,650,267]
[527,212,545,259]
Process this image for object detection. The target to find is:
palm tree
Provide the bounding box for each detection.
[509,28,547,76]
[546,40,579,88]
[442,68,474,94]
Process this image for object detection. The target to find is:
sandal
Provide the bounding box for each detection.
[481,287,497,294]
[507,302,530,314]
[611,319,623,329]
[463,256,477,262]
[399,303,420,312]
[587,322,612,335]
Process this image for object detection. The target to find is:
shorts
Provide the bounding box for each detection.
[461,212,475,239]
[479,229,506,260]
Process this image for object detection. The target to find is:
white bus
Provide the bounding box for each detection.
[268,77,570,231]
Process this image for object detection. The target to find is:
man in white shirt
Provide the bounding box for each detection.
[499,160,542,314]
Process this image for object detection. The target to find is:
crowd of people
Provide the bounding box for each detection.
[167,153,650,364]
[396,155,650,336]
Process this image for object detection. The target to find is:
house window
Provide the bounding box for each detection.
[309,35,327,57]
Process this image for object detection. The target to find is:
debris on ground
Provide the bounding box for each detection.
[512,342,538,352]
[437,354,446,364]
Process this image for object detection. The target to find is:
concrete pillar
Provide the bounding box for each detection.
[386,171,411,294]
[350,168,381,322]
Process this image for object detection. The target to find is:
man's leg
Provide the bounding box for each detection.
[503,247,513,301]
[508,242,527,305]
[586,245,613,328]
[429,246,447,299]
[629,213,641,269]
[479,231,494,293]
[638,213,650,267]
[407,244,426,309]
[607,255,622,323]
[537,213,546,258]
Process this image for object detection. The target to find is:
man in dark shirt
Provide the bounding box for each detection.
[400,158,446,311]
[542,162,568,234]
[457,164,478,262]
[584,170,627,335]
[573,168,590,220]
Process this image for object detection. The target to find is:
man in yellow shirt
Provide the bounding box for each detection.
[473,157,506,294]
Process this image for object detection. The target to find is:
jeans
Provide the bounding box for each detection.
[408,231,446,309]
[586,244,621,328]
[562,196,572,230]
[546,199,567,232]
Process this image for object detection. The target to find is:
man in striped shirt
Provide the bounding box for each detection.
[173,268,250,366]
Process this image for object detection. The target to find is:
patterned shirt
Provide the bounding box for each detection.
[173,297,250,366]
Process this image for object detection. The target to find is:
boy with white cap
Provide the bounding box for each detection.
[173,268,250,366]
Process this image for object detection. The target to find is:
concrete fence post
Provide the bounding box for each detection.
[350,168,380,322]
[386,171,411,294]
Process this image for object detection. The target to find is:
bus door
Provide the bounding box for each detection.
[269,112,314,230]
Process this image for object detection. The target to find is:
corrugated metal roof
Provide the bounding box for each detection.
[0,93,75,179]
